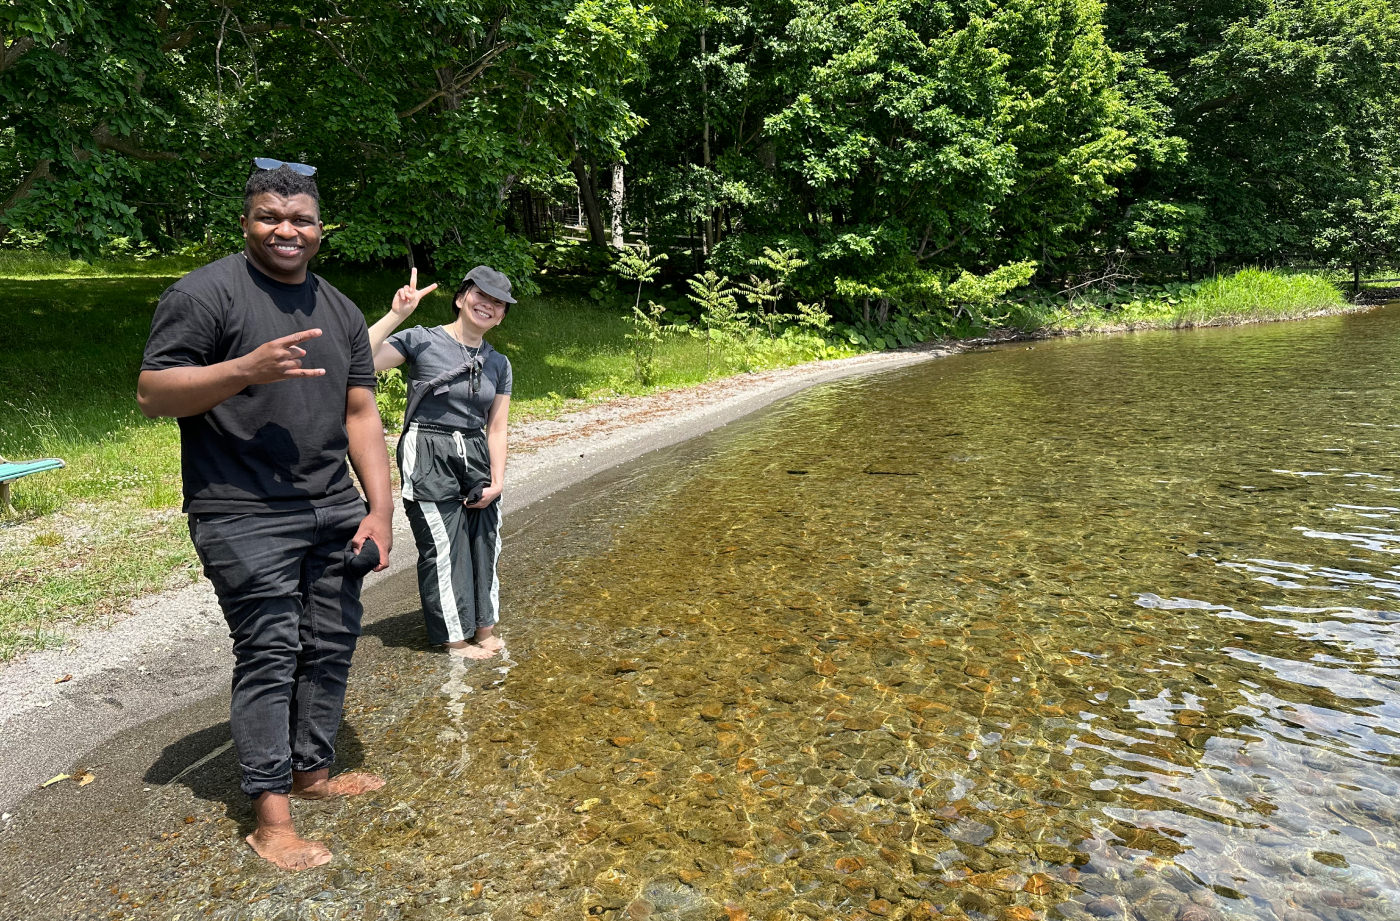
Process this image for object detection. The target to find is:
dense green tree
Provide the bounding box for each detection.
[1101,0,1400,273]
[624,0,1135,319]
[2,0,660,276]
[4,0,1395,297]
[1,0,196,250]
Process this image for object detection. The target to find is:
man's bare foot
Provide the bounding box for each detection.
[245,827,332,871]
[450,642,496,660]
[291,771,386,800]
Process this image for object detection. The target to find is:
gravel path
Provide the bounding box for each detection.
[0,345,951,814]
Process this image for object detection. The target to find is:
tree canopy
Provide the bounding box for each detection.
[4,0,1398,316]
[3,0,660,285]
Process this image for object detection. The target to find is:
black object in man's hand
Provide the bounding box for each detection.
[347,538,380,577]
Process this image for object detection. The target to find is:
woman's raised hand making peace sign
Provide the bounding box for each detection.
[391,267,438,318]
[369,268,440,371]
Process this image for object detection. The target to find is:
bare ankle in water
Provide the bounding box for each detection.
[291,768,386,799]
[473,626,504,654]
[248,792,332,871]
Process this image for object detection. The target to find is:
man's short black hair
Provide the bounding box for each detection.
[244,166,320,214]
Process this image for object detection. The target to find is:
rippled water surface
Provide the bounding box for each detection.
[34,309,1400,920]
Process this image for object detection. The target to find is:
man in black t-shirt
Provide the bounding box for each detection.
[139,160,393,871]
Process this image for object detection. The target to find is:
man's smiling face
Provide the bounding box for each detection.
[240,192,322,284]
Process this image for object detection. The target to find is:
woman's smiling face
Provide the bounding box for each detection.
[456,285,508,333]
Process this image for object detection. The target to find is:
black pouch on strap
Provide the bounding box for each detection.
[402,355,482,426]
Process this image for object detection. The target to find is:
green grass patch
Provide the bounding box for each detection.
[1018,268,1348,333]
[324,271,852,425]
[0,249,206,280]
[0,504,196,660]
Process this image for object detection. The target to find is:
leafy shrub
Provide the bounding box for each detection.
[616,246,672,386]
[537,240,615,277]
[376,368,407,429]
[626,301,668,386]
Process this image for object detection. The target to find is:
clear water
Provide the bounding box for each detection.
[51,309,1400,919]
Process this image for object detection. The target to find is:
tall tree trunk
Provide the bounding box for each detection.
[609,162,626,248]
[700,25,715,255]
[0,158,52,244]
[570,155,607,245]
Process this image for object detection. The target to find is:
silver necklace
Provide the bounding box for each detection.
[447,326,484,394]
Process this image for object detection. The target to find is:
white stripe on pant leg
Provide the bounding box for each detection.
[421,500,465,643]
[486,504,502,627]
[401,422,421,502]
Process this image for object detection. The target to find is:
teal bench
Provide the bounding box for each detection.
[0,457,65,515]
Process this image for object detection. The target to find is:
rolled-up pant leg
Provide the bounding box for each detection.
[189,502,365,797]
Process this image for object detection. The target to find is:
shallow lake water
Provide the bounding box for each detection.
[19,308,1400,920]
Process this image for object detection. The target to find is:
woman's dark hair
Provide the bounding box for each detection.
[243,166,320,214]
[453,281,510,316]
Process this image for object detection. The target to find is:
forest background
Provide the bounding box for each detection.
[5,0,1400,326]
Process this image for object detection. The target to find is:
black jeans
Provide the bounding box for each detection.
[189,501,366,797]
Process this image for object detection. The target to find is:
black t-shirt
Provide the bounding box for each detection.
[141,253,376,513]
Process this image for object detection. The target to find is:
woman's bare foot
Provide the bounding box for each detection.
[450,642,496,660]
[472,628,505,656]
[245,826,333,871]
[291,771,386,800]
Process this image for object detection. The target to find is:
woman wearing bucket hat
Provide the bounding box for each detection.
[368,265,516,659]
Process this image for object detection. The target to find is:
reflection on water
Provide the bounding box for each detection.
[63,309,1400,919]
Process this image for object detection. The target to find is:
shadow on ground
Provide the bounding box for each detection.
[359,605,431,652]
[143,720,378,836]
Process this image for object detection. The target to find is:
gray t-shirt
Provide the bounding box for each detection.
[386,325,512,430]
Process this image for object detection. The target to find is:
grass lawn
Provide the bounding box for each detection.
[325,269,723,422]
[1028,268,1351,332]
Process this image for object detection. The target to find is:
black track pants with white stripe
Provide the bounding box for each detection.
[397,423,501,644]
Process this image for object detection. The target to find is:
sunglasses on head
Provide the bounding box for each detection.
[253,157,317,177]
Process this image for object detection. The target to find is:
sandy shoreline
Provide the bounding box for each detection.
[0,343,952,815]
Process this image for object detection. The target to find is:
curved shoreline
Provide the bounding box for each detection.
[2,296,1391,815]
[0,343,952,815]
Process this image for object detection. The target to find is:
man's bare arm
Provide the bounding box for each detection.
[137,328,326,419]
[345,385,394,570]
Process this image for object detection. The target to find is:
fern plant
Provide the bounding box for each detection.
[615,246,671,386]
[688,271,752,372]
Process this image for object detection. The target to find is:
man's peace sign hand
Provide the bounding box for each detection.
[240,328,327,384]
[391,268,438,318]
